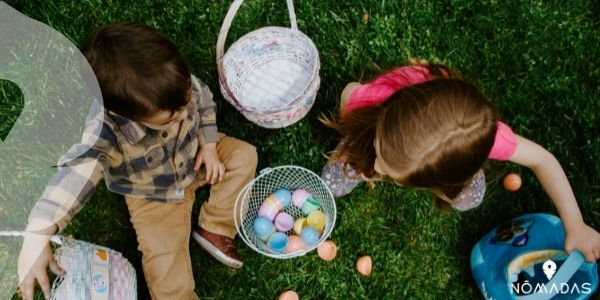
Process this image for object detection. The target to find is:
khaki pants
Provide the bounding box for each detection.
[124,136,257,299]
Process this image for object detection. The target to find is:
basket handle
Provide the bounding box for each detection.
[287,0,299,31]
[216,0,299,110]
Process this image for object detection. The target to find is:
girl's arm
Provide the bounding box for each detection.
[509,134,600,262]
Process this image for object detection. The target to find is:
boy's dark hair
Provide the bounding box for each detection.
[82,21,191,121]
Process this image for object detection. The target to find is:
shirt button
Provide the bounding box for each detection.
[162,132,168,138]
[147,157,153,163]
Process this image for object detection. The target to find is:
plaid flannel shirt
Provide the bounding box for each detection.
[29,75,219,231]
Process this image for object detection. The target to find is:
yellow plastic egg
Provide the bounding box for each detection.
[317,240,337,261]
[293,218,307,235]
[279,290,299,300]
[356,256,372,276]
[307,210,326,234]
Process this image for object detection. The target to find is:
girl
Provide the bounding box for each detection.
[321,62,600,262]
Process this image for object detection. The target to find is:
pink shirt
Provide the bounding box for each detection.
[345,66,517,161]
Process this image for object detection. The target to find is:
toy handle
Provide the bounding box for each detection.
[216,0,298,110]
[516,250,586,300]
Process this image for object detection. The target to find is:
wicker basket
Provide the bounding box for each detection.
[50,236,137,300]
[0,232,136,300]
[216,0,320,128]
[234,166,336,259]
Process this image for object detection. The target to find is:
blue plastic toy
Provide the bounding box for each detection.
[471,213,598,300]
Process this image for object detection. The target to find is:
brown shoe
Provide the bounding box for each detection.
[192,227,243,268]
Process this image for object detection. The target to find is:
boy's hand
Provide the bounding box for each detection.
[18,243,64,300]
[565,222,600,263]
[194,143,225,184]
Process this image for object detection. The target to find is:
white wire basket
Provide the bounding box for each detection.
[0,232,136,299]
[234,166,336,259]
[217,0,321,128]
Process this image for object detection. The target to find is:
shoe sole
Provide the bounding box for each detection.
[192,231,243,269]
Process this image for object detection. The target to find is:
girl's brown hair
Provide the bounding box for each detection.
[324,64,499,207]
[82,22,191,121]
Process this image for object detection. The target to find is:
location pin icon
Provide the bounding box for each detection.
[542,260,557,280]
[0,2,103,297]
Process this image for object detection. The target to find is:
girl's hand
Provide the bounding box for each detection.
[194,143,225,184]
[18,243,64,300]
[565,223,600,262]
[509,135,599,262]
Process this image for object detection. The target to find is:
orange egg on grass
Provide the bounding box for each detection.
[317,240,337,261]
[503,173,522,192]
[279,290,299,300]
[356,256,372,276]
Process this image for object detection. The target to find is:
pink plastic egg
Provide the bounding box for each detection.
[503,173,522,192]
[285,235,307,254]
[356,256,372,276]
[274,212,294,232]
[279,290,299,300]
[292,188,311,208]
[317,240,337,261]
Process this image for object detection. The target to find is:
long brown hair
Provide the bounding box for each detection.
[323,64,499,206]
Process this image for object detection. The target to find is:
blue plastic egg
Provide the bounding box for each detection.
[253,216,275,241]
[268,232,288,253]
[300,226,320,246]
[273,188,292,207]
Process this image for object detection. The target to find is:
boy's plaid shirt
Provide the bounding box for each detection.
[29,76,219,231]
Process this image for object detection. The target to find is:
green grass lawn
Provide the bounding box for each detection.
[1,0,600,299]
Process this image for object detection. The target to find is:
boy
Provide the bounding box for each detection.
[18,22,257,299]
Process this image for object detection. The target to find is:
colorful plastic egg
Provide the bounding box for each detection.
[273,188,292,207]
[317,240,337,261]
[307,210,326,234]
[301,197,320,215]
[285,235,307,253]
[293,218,308,235]
[268,232,288,253]
[278,290,299,300]
[503,173,522,192]
[253,216,275,241]
[356,256,372,276]
[292,188,311,208]
[274,212,294,232]
[300,226,320,246]
[258,194,283,221]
